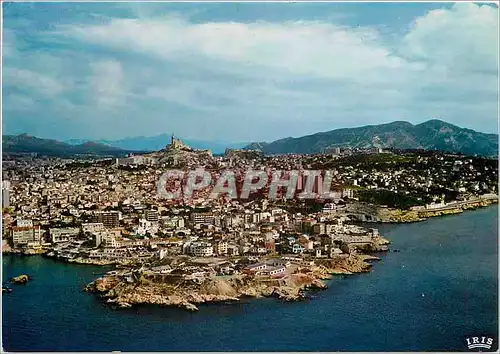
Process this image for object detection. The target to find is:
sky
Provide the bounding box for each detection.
[2,2,499,143]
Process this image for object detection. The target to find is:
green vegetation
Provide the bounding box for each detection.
[356,189,428,210]
[2,207,14,214]
[318,153,418,170]
[243,119,498,157]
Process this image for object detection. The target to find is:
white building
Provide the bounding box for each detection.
[11,225,42,247]
[50,227,80,243]
[213,240,228,255]
[162,216,185,229]
[17,219,33,227]
[2,180,10,208]
[323,203,337,213]
[190,213,217,225]
[81,222,105,234]
[134,219,157,236]
[144,209,159,223]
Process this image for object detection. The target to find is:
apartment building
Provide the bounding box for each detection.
[190,212,217,225]
[144,209,159,223]
[11,225,42,247]
[98,211,120,229]
[50,227,80,243]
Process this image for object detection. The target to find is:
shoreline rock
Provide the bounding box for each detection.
[2,286,13,293]
[42,253,117,266]
[347,197,498,224]
[11,274,30,284]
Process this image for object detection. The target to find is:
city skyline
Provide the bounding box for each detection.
[2,3,498,351]
[2,2,499,142]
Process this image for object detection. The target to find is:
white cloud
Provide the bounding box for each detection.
[56,17,409,81]
[53,3,497,89]
[403,3,498,72]
[3,68,68,96]
[89,59,125,106]
[2,2,498,141]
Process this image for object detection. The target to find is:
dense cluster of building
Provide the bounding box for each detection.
[2,138,497,280]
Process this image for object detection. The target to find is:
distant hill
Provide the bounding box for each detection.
[2,134,132,157]
[66,134,248,155]
[243,120,498,157]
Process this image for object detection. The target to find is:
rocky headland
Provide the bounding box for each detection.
[85,254,375,311]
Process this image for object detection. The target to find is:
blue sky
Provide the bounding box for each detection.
[2,2,498,142]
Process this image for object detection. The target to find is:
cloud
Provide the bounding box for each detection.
[2,29,18,58]
[3,68,68,97]
[90,59,125,106]
[56,16,410,81]
[3,94,36,111]
[402,3,498,72]
[2,2,498,141]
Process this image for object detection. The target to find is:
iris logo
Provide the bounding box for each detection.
[465,336,494,351]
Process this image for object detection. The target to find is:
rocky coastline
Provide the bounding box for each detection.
[84,254,376,311]
[380,198,497,223]
[2,246,46,256]
[44,253,118,266]
[345,196,498,224]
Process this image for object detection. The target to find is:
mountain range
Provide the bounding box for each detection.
[244,119,498,157]
[3,119,497,158]
[2,134,132,157]
[65,134,248,155]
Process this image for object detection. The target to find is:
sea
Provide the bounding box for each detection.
[2,205,498,352]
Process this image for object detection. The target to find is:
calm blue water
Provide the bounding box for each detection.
[2,206,498,351]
